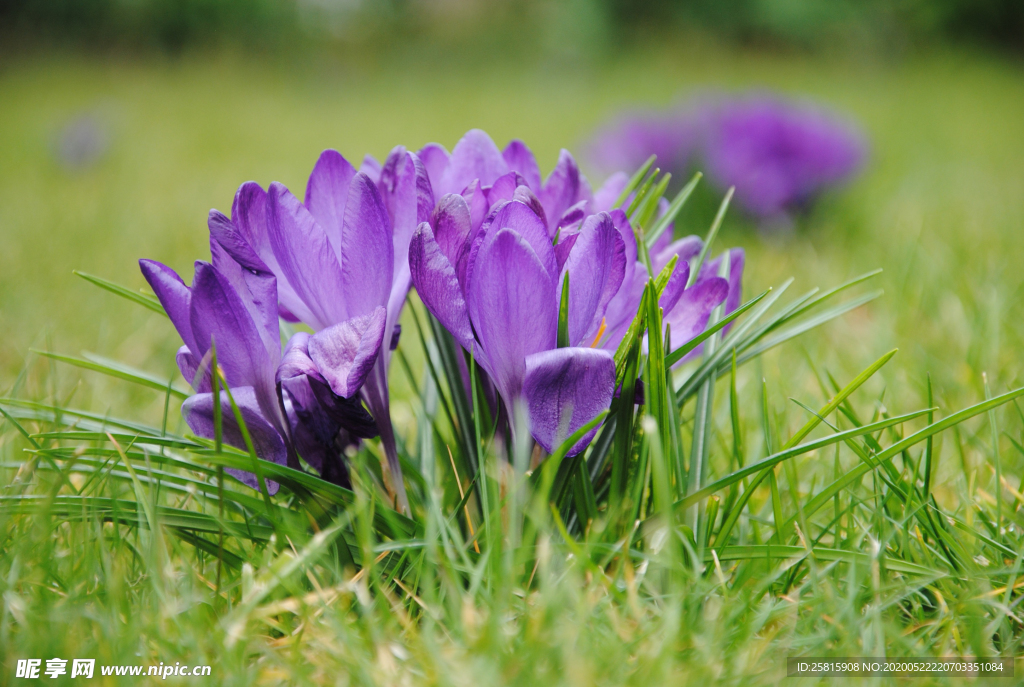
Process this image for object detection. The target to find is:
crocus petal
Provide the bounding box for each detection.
[280,374,345,484]
[378,148,433,331]
[181,388,284,494]
[601,267,649,351]
[188,262,275,394]
[359,155,382,184]
[558,212,627,346]
[467,228,557,403]
[307,306,387,399]
[431,193,472,267]
[512,185,548,228]
[304,149,357,255]
[461,178,489,233]
[340,173,394,319]
[266,182,347,329]
[440,129,509,197]
[277,331,323,385]
[481,199,558,280]
[555,200,588,232]
[554,231,579,271]
[486,171,526,206]
[409,222,476,351]
[523,347,615,456]
[208,210,280,359]
[417,143,450,189]
[231,182,316,324]
[540,149,590,236]
[176,345,210,392]
[664,277,729,356]
[139,259,197,354]
[502,139,542,191]
[657,259,691,314]
[654,235,702,274]
[278,332,378,440]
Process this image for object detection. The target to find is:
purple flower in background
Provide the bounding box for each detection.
[584,92,866,227]
[213,146,432,512]
[585,110,696,181]
[410,194,625,456]
[702,95,866,224]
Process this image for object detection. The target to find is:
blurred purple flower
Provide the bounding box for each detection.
[585,110,696,181]
[702,95,866,224]
[584,93,866,226]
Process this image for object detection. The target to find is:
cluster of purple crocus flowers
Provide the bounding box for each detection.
[586,92,867,227]
[141,129,742,511]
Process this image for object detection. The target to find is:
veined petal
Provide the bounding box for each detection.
[440,129,509,197]
[379,148,434,329]
[266,182,347,329]
[512,185,548,228]
[409,222,476,351]
[481,199,558,280]
[558,212,626,346]
[555,200,588,232]
[340,173,394,319]
[462,178,489,233]
[431,194,472,267]
[417,142,450,190]
[304,149,357,256]
[657,260,691,314]
[188,262,275,392]
[176,345,210,393]
[664,277,729,359]
[467,228,557,403]
[486,171,527,206]
[359,155,382,183]
[502,139,542,191]
[654,235,703,274]
[139,259,197,354]
[208,209,280,359]
[307,306,387,399]
[231,182,316,324]
[540,149,591,236]
[524,347,615,456]
[181,387,285,493]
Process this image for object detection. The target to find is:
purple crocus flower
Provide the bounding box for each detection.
[417,129,597,239]
[139,218,374,491]
[584,93,866,227]
[701,95,866,224]
[215,147,431,512]
[410,194,626,456]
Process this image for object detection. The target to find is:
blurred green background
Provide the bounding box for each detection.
[1,0,1022,423]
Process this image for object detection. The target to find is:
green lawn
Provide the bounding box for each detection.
[2,45,1024,684]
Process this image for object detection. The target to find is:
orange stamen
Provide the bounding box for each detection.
[589,317,607,348]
